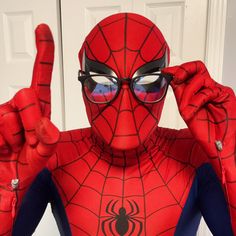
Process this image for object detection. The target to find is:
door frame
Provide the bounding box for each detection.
[205,0,227,83]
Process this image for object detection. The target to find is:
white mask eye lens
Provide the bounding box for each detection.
[84,75,118,103]
[133,74,168,103]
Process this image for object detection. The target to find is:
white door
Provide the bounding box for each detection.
[0,0,63,235]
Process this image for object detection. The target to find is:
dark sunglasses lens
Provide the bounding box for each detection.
[133,74,168,103]
[84,75,118,103]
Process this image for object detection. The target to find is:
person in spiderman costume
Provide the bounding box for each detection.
[1,12,236,236]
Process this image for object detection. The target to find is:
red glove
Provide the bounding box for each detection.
[163,61,236,234]
[0,24,59,235]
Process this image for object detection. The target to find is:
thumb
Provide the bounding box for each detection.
[35,117,60,157]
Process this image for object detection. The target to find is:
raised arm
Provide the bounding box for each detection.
[0,24,59,236]
[163,61,236,234]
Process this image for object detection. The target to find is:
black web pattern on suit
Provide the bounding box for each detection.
[51,128,203,235]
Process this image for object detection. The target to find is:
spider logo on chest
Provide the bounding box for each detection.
[101,199,143,236]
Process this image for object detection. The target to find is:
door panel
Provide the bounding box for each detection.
[132,0,208,64]
[0,0,64,129]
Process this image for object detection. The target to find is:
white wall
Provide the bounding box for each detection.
[222,0,236,90]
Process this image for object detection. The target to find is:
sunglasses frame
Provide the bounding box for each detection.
[78,70,172,104]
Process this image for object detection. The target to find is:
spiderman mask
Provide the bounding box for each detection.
[78,13,170,150]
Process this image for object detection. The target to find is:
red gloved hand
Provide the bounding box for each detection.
[162,60,236,234]
[0,24,59,235]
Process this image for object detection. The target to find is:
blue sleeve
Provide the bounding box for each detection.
[13,169,71,236]
[12,169,52,236]
[197,164,234,236]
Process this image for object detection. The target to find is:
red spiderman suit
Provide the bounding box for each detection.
[0,13,236,236]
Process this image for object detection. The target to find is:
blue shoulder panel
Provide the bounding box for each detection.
[175,163,233,236]
[12,169,71,236]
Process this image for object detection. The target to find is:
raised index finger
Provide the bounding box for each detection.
[31,24,54,118]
